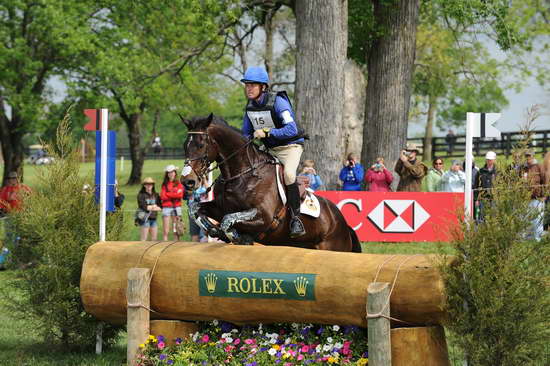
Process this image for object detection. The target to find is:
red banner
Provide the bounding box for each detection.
[315,191,464,242]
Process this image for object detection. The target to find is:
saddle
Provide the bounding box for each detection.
[274,164,320,218]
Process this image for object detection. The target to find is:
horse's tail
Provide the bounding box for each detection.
[348,226,362,253]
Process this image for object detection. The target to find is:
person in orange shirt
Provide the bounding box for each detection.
[0,171,31,215]
[160,165,185,241]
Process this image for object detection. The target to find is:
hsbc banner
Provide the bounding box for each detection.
[315,191,464,242]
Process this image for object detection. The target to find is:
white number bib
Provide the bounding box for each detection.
[247,111,275,130]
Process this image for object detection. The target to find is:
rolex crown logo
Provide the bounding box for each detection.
[293,276,308,297]
[204,273,218,293]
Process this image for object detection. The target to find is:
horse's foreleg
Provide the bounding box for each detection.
[190,201,229,242]
[220,208,263,245]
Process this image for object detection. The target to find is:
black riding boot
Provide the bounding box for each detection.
[287,182,306,238]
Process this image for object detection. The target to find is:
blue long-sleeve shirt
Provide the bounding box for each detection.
[299,172,323,191]
[242,93,304,147]
[339,164,365,191]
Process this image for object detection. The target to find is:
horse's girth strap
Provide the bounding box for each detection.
[257,204,287,241]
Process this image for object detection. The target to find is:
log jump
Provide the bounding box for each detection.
[80,241,450,327]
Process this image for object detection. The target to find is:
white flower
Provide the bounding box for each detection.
[327,337,333,344]
[291,322,299,329]
[212,320,219,326]
[323,344,332,352]
[222,333,231,339]
[334,342,343,349]
[192,332,200,342]
[259,323,263,330]
[231,329,238,333]
[285,337,291,344]
[316,345,322,353]
[225,336,233,344]
[332,351,340,357]
[268,348,277,356]
[269,338,277,344]
[332,325,340,332]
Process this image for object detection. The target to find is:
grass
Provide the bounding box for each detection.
[0,159,462,365]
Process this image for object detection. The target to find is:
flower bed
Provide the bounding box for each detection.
[138,321,368,365]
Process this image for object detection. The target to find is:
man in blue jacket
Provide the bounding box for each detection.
[241,66,306,238]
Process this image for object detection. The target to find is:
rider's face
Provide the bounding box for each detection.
[244,83,263,100]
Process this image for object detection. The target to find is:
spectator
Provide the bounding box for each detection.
[0,172,31,248]
[462,154,479,191]
[299,160,323,191]
[474,151,498,222]
[339,153,364,191]
[152,133,162,155]
[365,157,393,192]
[137,177,162,241]
[425,158,445,192]
[395,143,428,192]
[113,179,125,210]
[0,172,31,214]
[441,160,467,192]
[445,130,457,155]
[160,164,185,241]
[520,150,546,241]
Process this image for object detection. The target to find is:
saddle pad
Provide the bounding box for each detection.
[300,191,321,218]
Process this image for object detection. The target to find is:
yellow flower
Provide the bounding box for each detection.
[139,344,145,349]
[357,358,368,366]
[148,335,155,340]
[328,356,337,363]
[272,344,280,350]
[282,353,290,359]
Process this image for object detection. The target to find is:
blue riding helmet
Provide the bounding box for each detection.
[240,67,269,85]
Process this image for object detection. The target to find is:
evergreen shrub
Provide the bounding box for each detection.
[4,115,125,350]
[441,155,549,365]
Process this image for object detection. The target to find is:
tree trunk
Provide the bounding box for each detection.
[0,107,25,186]
[361,0,420,179]
[423,96,437,162]
[123,103,146,185]
[295,0,347,189]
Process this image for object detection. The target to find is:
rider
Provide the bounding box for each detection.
[240,66,306,238]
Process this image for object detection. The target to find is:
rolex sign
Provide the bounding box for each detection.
[199,270,316,301]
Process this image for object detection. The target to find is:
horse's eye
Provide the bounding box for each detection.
[197,144,204,149]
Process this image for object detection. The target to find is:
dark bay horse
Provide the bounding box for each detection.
[180,113,361,252]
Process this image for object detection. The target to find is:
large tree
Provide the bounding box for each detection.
[0,0,103,184]
[294,0,347,189]
[69,0,240,184]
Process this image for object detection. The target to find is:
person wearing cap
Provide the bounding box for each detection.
[160,164,185,240]
[520,149,546,241]
[424,158,445,192]
[240,66,306,238]
[137,177,162,241]
[394,143,428,192]
[441,160,467,193]
[0,172,31,214]
[474,151,498,222]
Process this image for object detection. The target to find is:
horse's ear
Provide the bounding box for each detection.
[178,113,191,129]
[197,113,214,129]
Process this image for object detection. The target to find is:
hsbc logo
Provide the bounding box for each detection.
[367,200,430,233]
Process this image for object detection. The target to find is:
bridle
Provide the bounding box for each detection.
[184,130,266,184]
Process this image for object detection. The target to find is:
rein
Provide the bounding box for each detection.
[185,131,272,184]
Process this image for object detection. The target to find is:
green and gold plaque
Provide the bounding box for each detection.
[198,270,316,301]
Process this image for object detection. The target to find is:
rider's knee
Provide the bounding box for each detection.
[284,170,297,185]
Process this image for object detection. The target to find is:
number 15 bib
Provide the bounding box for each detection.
[247,110,276,130]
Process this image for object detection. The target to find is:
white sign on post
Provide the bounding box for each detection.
[464,112,501,221]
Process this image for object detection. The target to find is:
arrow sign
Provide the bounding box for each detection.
[470,112,501,138]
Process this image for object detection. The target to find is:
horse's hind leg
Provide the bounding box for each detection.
[220,209,262,244]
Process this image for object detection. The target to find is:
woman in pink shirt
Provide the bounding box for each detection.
[366,157,393,192]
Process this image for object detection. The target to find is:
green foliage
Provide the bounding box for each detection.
[441,158,549,365]
[3,114,125,350]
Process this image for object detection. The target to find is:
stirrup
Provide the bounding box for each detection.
[290,216,306,238]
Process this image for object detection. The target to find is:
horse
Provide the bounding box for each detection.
[180,113,361,253]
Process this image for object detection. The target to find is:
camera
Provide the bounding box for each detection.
[403,151,411,157]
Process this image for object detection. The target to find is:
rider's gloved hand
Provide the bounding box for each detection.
[253,128,269,139]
